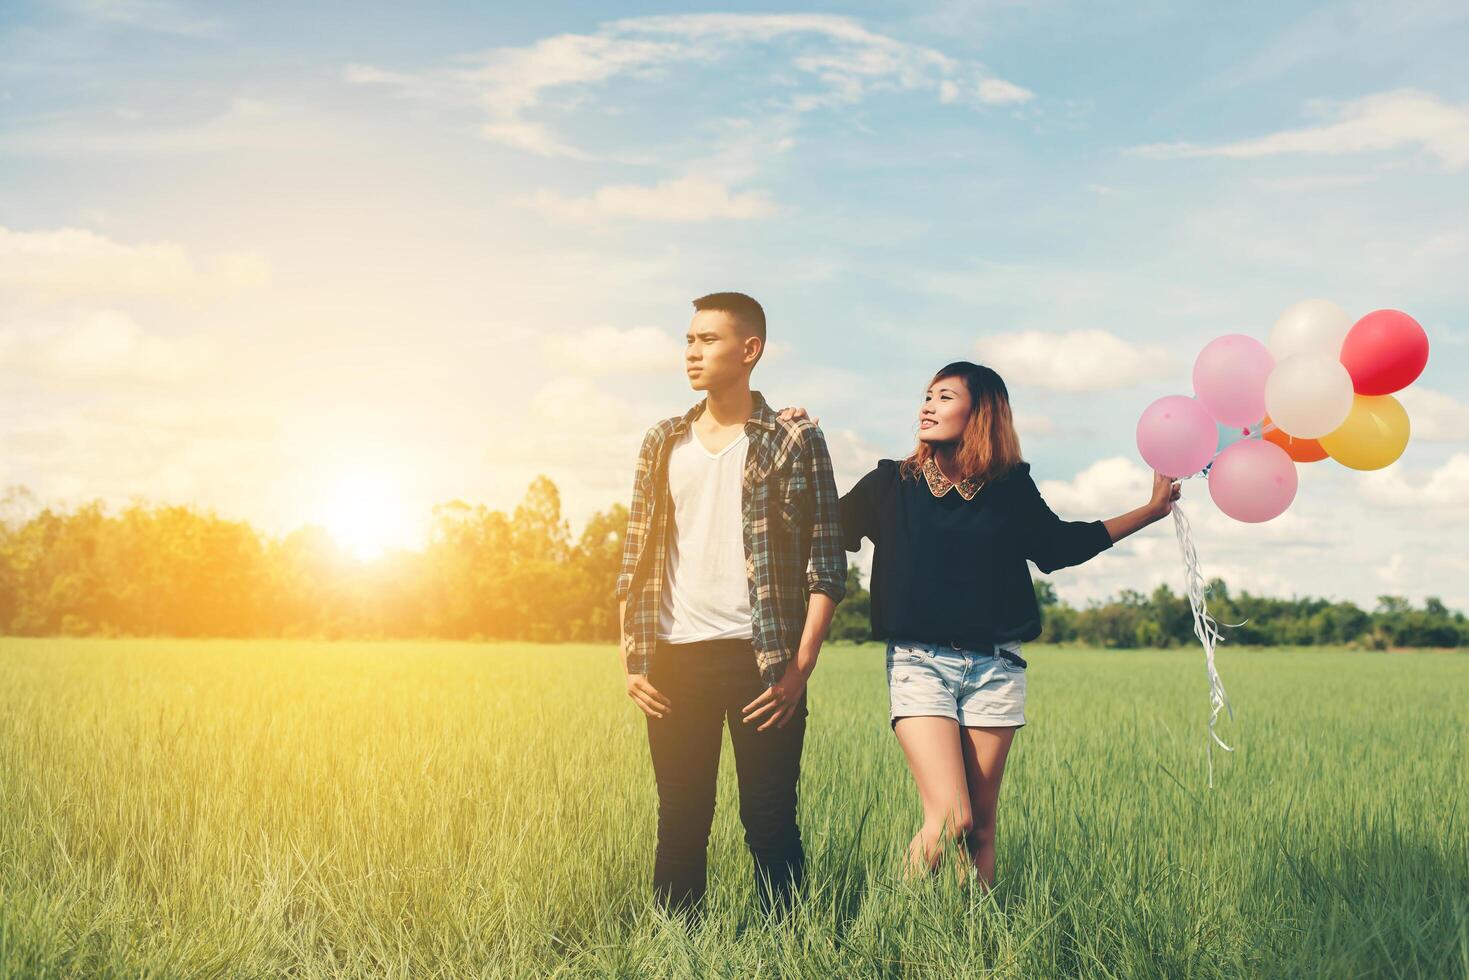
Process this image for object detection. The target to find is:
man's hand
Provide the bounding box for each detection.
[776,406,819,426]
[741,665,808,731]
[627,674,672,719]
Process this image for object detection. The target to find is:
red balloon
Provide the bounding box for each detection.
[1339,309,1429,395]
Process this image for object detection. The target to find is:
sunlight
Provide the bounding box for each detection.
[315,468,415,562]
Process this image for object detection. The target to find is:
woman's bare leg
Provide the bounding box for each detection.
[893,716,972,877]
[959,725,1016,890]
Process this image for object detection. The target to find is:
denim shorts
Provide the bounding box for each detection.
[886,639,1027,729]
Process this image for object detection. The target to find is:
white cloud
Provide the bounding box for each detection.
[524,376,636,433]
[348,14,1035,158]
[1036,455,1338,544]
[516,175,775,222]
[479,121,590,160]
[541,325,680,375]
[975,328,1178,391]
[346,33,688,159]
[823,425,887,492]
[1037,456,1151,515]
[976,78,1035,106]
[1359,452,1469,510]
[493,379,658,517]
[62,0,227,37]
[1251,172,1380,192]
[1131,89,1469,170]
[0,225,269,304]
[1398,387,1469,442]
[1029,457,1440,610]
[0,309,190,383]
[1,399,282,513]
[0,98,312,158]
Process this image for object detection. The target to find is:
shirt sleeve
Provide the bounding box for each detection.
[800,425,848,603]
[614,427,659,604]
[1014,468,1115,574]
[838,463,886,553]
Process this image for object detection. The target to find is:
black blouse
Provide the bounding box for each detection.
[839,459,1114,661]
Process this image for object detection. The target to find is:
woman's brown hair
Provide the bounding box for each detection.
[900,361,1024,486]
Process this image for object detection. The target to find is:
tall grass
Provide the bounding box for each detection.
[1,638,1464,978]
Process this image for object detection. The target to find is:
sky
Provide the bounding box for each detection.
[3,0,1468,609]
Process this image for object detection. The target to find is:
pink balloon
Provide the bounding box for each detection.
[1208,439,1297,523]
[1193,333,1274,427]
[1137,395,1217,477]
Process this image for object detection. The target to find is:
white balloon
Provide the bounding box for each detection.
[1264,354,1355,438]
[1269,298,1353,361]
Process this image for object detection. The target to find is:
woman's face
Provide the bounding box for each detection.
[918,376,972,444]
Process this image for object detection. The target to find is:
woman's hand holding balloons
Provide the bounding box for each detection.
[1148,471,1182,519]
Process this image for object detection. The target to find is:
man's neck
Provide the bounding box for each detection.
[703,383,755,427]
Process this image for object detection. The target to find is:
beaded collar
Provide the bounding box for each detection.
[922,457,984,500]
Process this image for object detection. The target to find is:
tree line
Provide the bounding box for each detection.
[1,479,1463,649]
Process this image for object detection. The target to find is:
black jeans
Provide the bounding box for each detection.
[645,638,807,917]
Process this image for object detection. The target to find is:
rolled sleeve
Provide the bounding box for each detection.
[615,428,658,603]
[801,425,848,603]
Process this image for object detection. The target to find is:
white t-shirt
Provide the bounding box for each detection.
[656,427,753,643]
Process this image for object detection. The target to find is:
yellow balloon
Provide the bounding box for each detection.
[1319,393,1410,470]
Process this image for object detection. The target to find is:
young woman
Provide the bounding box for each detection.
[785,360,1179,887]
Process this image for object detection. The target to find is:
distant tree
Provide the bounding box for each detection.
[829,567,870,642]
[567,503,628,641]
[0,481,1461,649]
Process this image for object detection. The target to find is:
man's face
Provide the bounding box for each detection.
[685,309,758,391]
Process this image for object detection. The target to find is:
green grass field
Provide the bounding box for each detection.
[0,638,1464,978]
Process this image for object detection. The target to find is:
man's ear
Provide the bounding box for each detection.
[744,335,764,368]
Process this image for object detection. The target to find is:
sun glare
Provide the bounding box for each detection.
[316,468,417,562]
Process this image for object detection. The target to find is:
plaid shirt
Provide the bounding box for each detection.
[616,391,847,686]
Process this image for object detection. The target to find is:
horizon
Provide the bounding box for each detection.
[4,477,1465,620]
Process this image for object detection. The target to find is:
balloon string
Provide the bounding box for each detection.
[1170,501,1235,789]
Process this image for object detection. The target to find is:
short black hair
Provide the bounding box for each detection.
[692,292,766,346]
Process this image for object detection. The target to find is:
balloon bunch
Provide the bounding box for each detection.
[1137,300,1430,523]
[1132,301,1430,786]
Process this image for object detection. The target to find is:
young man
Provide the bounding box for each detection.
[615,291,847,918]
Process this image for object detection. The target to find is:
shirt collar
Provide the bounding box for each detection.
[678,390,778,433]
[922,456,984,500]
